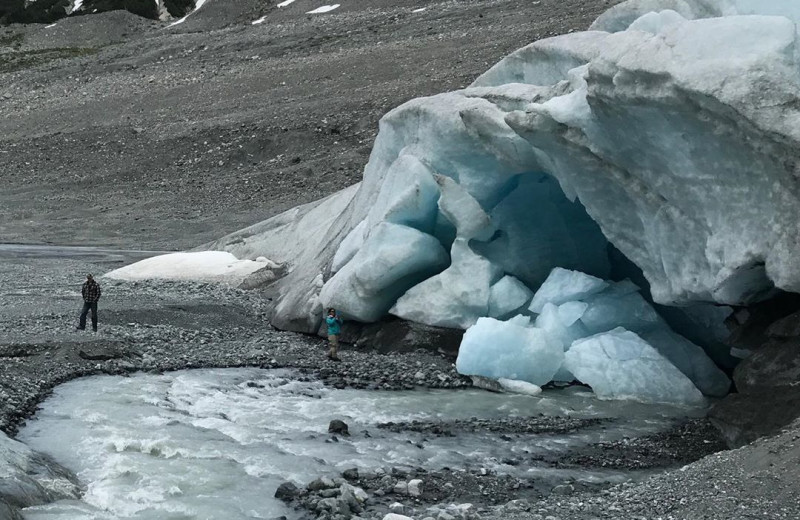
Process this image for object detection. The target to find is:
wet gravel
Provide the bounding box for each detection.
[532,419,727,471]
[377,416,608,437]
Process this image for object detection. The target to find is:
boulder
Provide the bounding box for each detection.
[328,420,349,436]
[307,476,336,492]
[78,344,123,361]
[709,388,800,448]
[274,481,300,502]
[733,339,800,393]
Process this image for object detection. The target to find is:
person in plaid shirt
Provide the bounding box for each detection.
[77,274,102,332]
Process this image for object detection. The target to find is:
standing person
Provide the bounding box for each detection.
[77,274,102,332]
[325,308,343,361]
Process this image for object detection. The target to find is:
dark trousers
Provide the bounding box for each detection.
[79,301,98,331]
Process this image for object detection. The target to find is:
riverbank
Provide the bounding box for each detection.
[1,250,797,520]
[0,251,470,436]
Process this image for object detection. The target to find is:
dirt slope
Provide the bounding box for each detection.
[0,0,620,250]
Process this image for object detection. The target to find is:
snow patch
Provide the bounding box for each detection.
[45,23,57,28]
[105,252,274,285]
[277,0,296,6]
[307,4,339,14]
[412,8,426,13]
[252,16,267,25]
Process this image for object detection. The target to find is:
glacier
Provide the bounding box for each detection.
[131,0,800,402]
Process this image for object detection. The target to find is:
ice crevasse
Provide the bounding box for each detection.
[193,0,800,403]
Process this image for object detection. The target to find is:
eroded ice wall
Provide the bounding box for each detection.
[202,1,800,344]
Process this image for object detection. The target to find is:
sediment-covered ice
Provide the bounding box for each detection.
[564,329,706,406]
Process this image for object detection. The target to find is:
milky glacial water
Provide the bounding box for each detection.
[18,368,704,520]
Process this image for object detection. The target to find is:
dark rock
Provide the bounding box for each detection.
[238,264,286,290]
[274,482,299,502]
[733,338,800,392]
[163,0,194,17]
[353,317,464,356]
[470,375,503,393]
[3,0,67,24]
[727,293,800,350]
[328,419,349,436]
[708,294,800,446]
[710,387,800,447]
[551,484,575,495]
[80,0,160,20]
[307,476,336,491]
[78,345,122,361]
[767,310,800,339]
[342,468,359,481]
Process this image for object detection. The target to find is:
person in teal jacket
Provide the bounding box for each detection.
[325,308,343,361]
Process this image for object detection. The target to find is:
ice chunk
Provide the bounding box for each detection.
[564,328,706,406]
[640,328,731,397]
[435,174,495,240]
[320,223,449,322]
[391,239,502,329]
[627,9,688,34]
[557,301,588,326]
[579,290,661,334]
[498,379,543,396]
[535,303,589,349]
[457,317,564,386]
[506,314,532,328]
[534,302,590,382]
[370,154,440,233]
[331,219,367,273]
[488,275,534,319]
[208,1,800,334]
[592,0,800,33]
[528,268,609,313]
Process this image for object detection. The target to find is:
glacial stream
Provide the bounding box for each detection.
[18,368,705,519]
